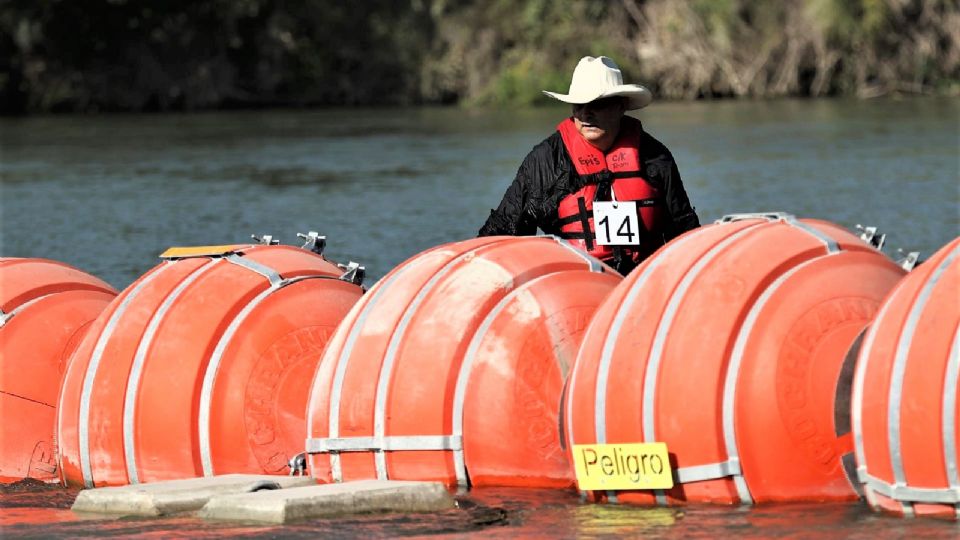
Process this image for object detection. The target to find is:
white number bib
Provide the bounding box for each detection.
[592,201,640,246]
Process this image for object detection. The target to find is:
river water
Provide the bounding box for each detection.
[0,99,959,537]
[2,483,960,538]
[1,98,957,287]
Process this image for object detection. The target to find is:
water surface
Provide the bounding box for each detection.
[1,99,958,537]
[2,484,960,538]
[2,99,957,287]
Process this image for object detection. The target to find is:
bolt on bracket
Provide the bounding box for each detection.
[895,250,921,271]
[855,224,886,251]
[251,234,280,246]
[287,452,307,476]
[716,212,795,224]
[338,261,365,286]
[297,231,327,255]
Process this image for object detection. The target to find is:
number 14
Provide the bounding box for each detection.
[592,201,641,246]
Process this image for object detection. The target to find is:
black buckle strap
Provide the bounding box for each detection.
[594,173,613,202]
[576,196,594,251]
[557,214,584,226]
[560,198,661,223]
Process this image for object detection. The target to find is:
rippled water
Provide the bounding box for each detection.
[2,98,957,288]
[0,100,958,537]
[3,484,960,538]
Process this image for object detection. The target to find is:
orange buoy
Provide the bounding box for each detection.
[852,237,960,518]
[0,258,117,483]
[306,236,620,488]
[56,236,364,488]
[462,269,622,487]
[565,213,906,505]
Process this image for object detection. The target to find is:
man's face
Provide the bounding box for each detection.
[572,97,626,149]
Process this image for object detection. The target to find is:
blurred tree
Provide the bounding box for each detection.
[419,0,631,106]
[0,0,956,113]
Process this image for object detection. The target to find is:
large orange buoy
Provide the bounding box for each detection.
[56,235,364,488]
[565,213,906,505]
[305,236,620,488]
[852,237,960,518]
[0,258,117,483]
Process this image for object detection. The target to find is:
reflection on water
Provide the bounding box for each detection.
[571,503,679,534]
[1,99,957,289]
[3,485,959,538]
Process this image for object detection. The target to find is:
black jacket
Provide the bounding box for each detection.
[478,119,700,271]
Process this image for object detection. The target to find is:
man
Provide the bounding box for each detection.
[478,56,700,275]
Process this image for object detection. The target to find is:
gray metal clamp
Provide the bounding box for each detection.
[297,231,327,255]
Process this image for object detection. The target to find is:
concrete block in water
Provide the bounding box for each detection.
[199,479,456,524]
[71,474,316,516]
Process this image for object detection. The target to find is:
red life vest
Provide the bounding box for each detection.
[556,116,664,266]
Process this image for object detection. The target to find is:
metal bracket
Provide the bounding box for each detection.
[716,212,794,224]
[674,458,742,483]
[287,452,307,476]
[855,224,886,250]
[863,471,960,504]
[297,231,327,255]
[250,234,280,245]
[337,261,365,286]
[306,435,462,453]
[895,250,921,271]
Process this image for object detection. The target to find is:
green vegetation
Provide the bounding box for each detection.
[2,0,957,113]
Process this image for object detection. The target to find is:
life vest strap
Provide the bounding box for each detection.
[557,214,586,226]
[557,197,662,226]
[577,197,594,250]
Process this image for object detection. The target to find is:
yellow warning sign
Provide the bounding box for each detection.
[572,442,673,491]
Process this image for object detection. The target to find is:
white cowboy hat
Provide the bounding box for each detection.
[543,56,652,111]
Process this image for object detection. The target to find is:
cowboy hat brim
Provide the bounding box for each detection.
[542,84,653,110]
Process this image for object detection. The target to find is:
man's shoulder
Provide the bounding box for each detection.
[524,131,563,160]
[518,131,565,175]
[629,120,678,186]
[635,125,674,161]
